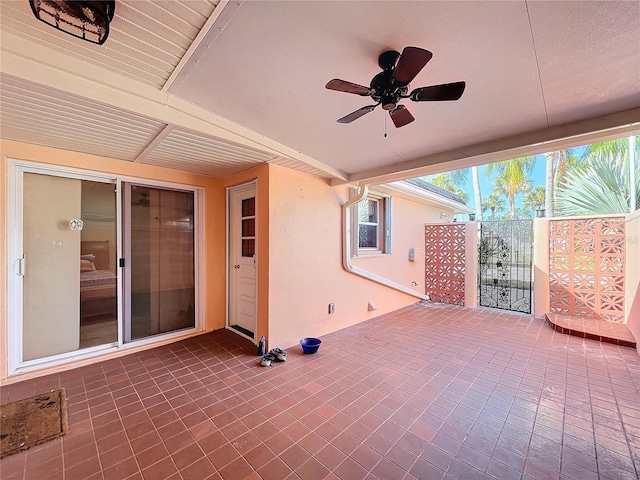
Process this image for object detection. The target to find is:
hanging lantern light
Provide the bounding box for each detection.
[29,0,115,45]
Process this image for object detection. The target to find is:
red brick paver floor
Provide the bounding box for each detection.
[1,303,639,479]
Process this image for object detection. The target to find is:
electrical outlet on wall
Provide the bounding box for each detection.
[328,303,335,314]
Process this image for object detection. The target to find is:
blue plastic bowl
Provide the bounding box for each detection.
[300,337,322,354]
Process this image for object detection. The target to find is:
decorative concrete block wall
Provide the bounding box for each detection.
[425,223,466,306]
[549,217,625,323]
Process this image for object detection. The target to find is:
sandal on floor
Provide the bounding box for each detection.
[260,353,276,367]
[269,348,287,362]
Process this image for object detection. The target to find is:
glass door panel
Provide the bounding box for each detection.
[126,184,195,341]
[23,173,82,361]
[22,173,117,362]
[79,181,118,347]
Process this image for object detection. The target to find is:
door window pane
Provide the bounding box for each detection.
[242,197,255,216]
[242,218,255,237]
[240,196,256,258]
[242,239,255,257]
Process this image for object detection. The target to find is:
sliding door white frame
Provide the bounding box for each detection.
[6,159,205,376]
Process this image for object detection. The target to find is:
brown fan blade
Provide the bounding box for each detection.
[392,47,432,86]
[337,105,376,123]
[410,81,466,102]
[325,79,371,96]
[389,105,415,128]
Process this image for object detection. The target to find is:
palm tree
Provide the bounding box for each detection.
[544,152,554,216]
[582,137,638,212]
[486,157,534,219]
[482,192,506,220]
[471,166,482,221]
[425,166,483,219]
[544,149,579,217]
[523,186,545,214]
[555,148,640,215]
[582,137,631,163]
[428,173,469,203]
[512,207,534,219]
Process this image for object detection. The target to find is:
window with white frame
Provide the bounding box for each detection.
[354,195,391,255]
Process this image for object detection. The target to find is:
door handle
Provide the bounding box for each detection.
[234,264,240,269]
[15,258,25,276]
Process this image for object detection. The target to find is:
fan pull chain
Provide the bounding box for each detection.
[384,112,387,138]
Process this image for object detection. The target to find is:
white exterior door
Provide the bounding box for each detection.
[228,183,257,338]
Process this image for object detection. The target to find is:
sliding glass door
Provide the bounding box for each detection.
[9,162,199,374]
[124,183,195,341]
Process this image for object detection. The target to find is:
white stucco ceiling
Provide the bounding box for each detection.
[1,1,639,183]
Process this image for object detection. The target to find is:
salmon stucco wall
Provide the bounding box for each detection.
[533,219,551,319]
[625,210,640,352]
[352,193,457,295]
[267,165,427,351]
[0,139,227,384]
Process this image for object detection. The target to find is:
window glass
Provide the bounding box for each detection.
[359,199,378,223]
[359,224,378,248]
[358,198,382,250]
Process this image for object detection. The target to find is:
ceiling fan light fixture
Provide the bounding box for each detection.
[381,94,397,111]
[29,0,115,45]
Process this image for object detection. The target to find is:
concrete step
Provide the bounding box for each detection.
[545,313,636,349]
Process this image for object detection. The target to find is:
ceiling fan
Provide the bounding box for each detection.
[326,46,466,128]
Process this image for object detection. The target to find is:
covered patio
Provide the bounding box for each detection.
[1,303,638,480]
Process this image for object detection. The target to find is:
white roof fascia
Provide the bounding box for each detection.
[373,181,475,213]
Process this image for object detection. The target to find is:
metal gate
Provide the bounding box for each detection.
[479,219,533,313]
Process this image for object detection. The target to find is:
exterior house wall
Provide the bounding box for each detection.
[267,165,446,351]
[0,139,226,384]
[0,141,465,382]
[625,210,640,352]
[351,191,456,295]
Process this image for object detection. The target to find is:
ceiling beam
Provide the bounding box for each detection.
[334,108,640,186]
[162,0,238,92]
[134,125,174,162]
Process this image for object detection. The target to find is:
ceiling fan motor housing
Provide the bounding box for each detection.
[378,50,401,70]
